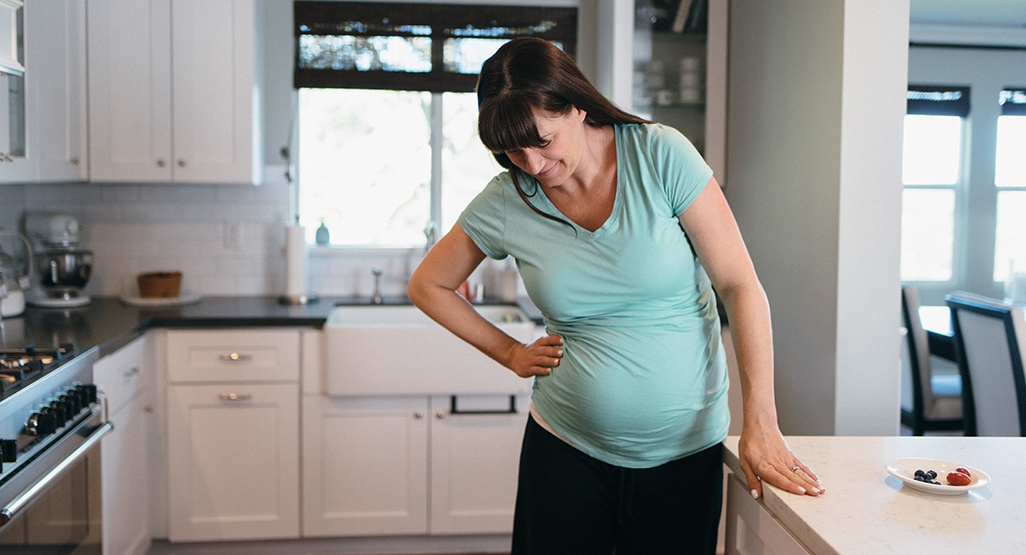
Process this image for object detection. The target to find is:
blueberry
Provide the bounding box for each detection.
[926,470,938,479]
[915,469,925,478]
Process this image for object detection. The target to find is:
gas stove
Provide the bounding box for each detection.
[0,343,99,489]
[0,345,75,401]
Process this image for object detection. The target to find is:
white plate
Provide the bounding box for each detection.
[119,293,202,307]
[885,458,991,495]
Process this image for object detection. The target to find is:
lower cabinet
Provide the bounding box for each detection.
[724,472,813,555]
[166,382,300,542]
[95,335,152,555]
[302,393,529,537]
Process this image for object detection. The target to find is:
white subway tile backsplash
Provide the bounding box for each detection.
[3,178,517,299]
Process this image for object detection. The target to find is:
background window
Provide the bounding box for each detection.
[993,89,1026,280]
[293,2,577,247]
[900,105,965,283]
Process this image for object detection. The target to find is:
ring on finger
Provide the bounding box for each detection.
[790,466,800,473]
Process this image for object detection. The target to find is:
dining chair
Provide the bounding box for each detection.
[900,285,963,435]
[945,292,1026,437]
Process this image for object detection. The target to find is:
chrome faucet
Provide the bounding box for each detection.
[371,267,384,304]
[423,221,438,253]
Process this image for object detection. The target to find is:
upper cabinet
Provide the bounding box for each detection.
[87,0,263,184]
[630,0,727,184]
[1,0,88,184]
[32,0,88,182]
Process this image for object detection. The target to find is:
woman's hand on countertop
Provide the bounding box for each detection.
[738,423,825,500]
[509,334,563,378]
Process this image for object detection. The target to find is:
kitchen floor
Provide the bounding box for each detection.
[146,539,509,555]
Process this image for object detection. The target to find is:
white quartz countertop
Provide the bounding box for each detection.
[723,435,1026,555]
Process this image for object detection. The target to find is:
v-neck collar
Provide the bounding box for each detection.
[533,125,623,239]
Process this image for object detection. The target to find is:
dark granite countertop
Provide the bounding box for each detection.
[0,295,542,361]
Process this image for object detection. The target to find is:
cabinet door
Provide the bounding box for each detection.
[429,394,529,535]
[302,396,429,537]
[724,472,813,555]
[28,0,87,181]
[170,0,258,184]
[167,383,300,542]
[87,0,172,181]
[102,392,152,555]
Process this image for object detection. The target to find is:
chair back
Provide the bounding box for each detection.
[901,285,933,414]
[945,292,1026,436]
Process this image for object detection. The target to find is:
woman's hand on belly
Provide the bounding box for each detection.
[510,334,564,378]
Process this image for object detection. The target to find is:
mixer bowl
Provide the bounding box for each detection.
[37,249,93,294]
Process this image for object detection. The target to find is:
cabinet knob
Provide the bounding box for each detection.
[70,157,79,165]
[219,393,252,401]
[220,353,252,362]
[144,406,154,413]
[177,159,186,167]
[414,411,424,419]
[435,411,446,419]
[157,158,166,167]
[123,367,140,378]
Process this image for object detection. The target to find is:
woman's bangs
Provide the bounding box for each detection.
[478,96,544,154]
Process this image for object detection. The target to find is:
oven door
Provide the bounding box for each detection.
[0,408,111,555]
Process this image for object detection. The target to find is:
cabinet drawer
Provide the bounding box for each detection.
[167,330,300,383]
[94,335,148,414]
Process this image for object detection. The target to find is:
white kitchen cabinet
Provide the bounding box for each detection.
[724,472,813,555]
[302,392,529,538]
[302,395,430,537]
[1,0,87,183]
[87,0,262,184]
[165,329,300,543]
[429,394,528,535]
[29,0,87,181]
[95,334,153,555]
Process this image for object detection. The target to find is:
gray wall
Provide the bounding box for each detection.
[725,0,908,435]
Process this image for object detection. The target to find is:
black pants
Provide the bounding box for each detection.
[512,415,723,555]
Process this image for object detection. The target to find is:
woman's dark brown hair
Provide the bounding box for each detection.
[476,37,648,228]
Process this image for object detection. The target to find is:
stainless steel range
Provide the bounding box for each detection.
[0,344,110,554]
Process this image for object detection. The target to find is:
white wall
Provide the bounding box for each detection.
[724,0,908,436]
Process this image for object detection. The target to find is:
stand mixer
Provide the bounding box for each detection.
[24,213,93,308]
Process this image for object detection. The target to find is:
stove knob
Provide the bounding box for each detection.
[1,439,16,463]
[62,391,81,415]
[25,412,48,436]
[76,384,97,406]
[48,401,67,429]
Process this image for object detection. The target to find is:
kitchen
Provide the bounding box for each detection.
[1,0,1025,554]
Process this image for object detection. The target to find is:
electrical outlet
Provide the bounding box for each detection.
[223,222,242,251]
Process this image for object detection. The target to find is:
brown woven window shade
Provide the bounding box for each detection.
[294,1,578,92]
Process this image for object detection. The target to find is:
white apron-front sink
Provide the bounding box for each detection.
[324,304,539,396]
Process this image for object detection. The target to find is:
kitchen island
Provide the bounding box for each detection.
[723,435,1025,555]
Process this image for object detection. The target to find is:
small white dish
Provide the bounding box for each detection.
[885,458,990,495]
[119,293,202,307]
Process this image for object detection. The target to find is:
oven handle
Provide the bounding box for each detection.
[0,420,114,527]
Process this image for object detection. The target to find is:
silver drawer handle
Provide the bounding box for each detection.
[220,353,252,362]
[219,393,252,401]
[123,367,140,378]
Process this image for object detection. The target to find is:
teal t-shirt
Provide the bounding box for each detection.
[459,123,729,468]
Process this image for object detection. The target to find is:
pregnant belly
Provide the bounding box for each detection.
[530,331,727,459]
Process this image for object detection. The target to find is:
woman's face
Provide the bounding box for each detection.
[504,107,588,188]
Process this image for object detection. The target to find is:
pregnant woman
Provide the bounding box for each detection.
[408,37,823,555]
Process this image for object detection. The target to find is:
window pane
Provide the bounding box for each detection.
[901,188,955,281]
[440,92,504,233]
[443,38,508,74]
[298,88,431,245]
[902,115,962,185]
[298,35,432,72]
[994,190,1026,281]
[995,115,1026,187]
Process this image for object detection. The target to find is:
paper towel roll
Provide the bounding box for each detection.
[285,225,306,298]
